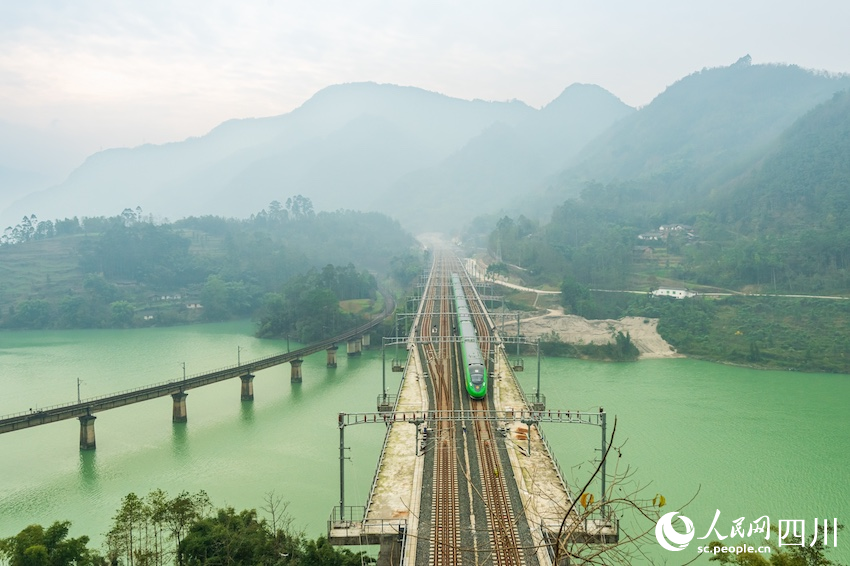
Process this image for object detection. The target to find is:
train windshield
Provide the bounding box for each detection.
[470,366,484,385]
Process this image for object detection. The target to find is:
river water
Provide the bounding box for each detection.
[1,323,847,564]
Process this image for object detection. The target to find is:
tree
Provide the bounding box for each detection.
[106,490,211,566]
[179,508,275,565]
[0,521,104,566]
[547,418,686,564]
[285,195,315,220]
[110,301,135,328]
[486,262,509,279]
[560,277,592,316]
[708,523,845,565]
[10,299,52,329]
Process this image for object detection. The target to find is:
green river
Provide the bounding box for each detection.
[1,322,847,564]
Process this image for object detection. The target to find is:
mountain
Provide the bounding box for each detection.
[717,88,850,235]
[376,84,634,231]
[2,83,537,226]
[543,58,850,210]
[1,82,632,232]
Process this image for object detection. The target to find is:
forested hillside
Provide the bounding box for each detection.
[490,65,850,294]
[0,198,418,330]
[478,79,850,372]
[539,58,850,214]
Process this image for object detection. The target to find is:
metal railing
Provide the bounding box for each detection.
[328,505,407,536]
[1,291,396,431]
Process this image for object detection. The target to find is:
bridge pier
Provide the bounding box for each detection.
[171,392,188,423]
[360,333,371,349]
[326,346,339,368]
[347,339,362,357]
[78,414,97,450]
[290,359,304,383]
[240,374,255,401]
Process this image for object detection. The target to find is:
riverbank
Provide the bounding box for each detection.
[500,308,682,359]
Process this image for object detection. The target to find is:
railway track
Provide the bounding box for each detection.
[424,257,461,566]
[464,273,525,566]
[421,255,525,566]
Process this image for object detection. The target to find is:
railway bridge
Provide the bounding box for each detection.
[328,254,617,566]
[0,293,394,448]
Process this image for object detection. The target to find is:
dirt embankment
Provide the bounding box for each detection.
[500,308,682,359]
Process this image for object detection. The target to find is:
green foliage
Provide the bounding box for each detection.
[388,251,425,286]
[78,221,194,287]
[0,521,104,566]
[109,301,135,328]
[255,264,378,341]
[486,261,509,278]
[539,330,639,361]
[10,299,52,329]
[708,523,844,565]
[106,489,211,565]
[21,488,376,566]
[629,295,850,372]
[199,276,253,322]
[560,277,592,315]
[180,508,277,565]
[652,297,717,352]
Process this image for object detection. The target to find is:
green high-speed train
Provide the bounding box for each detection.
[451,273,487,399]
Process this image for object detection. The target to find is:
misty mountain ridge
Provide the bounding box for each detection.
[1,81,628,229]
[5,61,849,234]
[541,59,850,213]
[379,83,634,230]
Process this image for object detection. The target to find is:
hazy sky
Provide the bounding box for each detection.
[2,0,849,157]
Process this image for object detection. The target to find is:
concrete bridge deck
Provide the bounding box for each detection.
[328,265,617,565]
[328,339,584,565]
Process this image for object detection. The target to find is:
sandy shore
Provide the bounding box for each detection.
[499,308,682,359]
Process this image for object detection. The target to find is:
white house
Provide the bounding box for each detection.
[651,287,697,299]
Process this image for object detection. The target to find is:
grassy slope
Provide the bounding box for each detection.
[0,235,87,309]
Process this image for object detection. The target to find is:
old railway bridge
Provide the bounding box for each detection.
[2,255,619,564]
[0,293,393,448]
